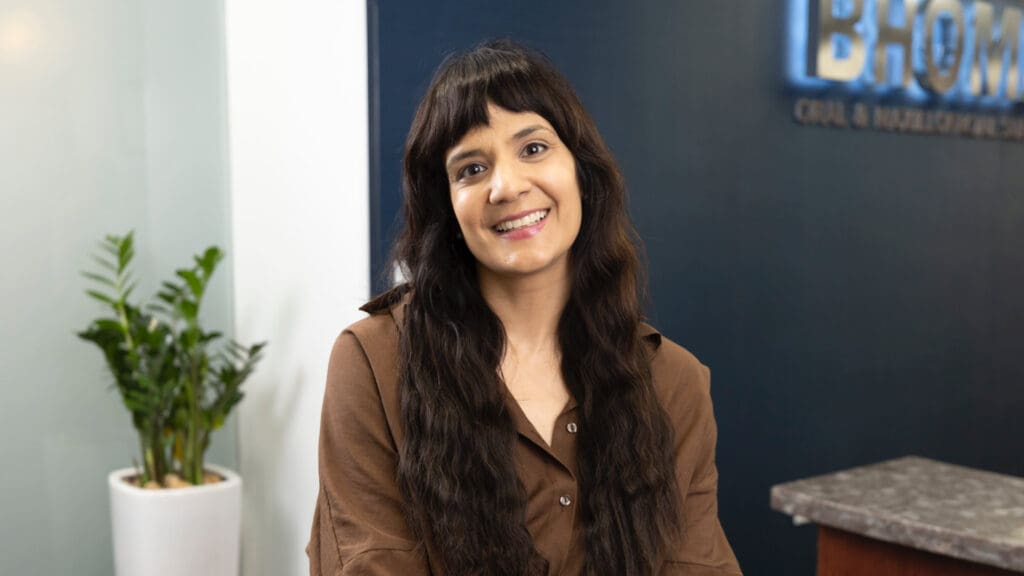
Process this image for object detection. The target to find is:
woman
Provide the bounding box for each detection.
[308,40,741,576]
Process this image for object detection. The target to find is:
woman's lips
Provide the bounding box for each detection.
[493,209,549,240]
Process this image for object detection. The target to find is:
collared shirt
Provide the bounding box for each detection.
[308,298,742,575]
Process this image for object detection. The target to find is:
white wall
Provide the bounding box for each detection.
[0,0,235,573]
[224,1,369,575]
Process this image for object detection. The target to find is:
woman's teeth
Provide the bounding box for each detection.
[495,210,548,233]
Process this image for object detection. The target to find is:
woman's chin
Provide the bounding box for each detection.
[477,253,570,281]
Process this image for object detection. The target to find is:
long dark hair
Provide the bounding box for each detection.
[364,39,680,575]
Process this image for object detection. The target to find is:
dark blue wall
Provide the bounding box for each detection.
[368,1,1024,572]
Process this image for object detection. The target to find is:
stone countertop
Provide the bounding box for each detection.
[770,456,1024,572]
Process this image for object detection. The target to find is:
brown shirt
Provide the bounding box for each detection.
[308,298,742,575]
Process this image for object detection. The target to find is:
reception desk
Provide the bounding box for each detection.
[771,456,1024,574]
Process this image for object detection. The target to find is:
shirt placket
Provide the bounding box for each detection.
[505,394,581,575]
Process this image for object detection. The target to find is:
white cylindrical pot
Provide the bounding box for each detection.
[109,464,241,576]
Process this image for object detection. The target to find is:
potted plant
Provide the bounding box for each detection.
[78,231,265,576]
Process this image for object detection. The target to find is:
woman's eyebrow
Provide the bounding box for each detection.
[446,148,483,171]
[509,125,548,142]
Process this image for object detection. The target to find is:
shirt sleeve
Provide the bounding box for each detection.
[662,362,743,576]
[307,331,431,576]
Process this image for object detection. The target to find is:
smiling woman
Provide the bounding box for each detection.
[308,40,742,576]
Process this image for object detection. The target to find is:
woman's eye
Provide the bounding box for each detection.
[523,142,548,157]
[457,163,486,180]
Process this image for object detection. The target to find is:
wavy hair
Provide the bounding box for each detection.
[364,39,680,575]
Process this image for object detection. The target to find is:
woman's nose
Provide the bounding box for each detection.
[488,161,530,204]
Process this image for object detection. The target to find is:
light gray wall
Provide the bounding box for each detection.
[0,1,234,573]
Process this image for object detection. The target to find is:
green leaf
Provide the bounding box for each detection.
[92,255,118,272]
[176,269,202,298]
[197,247,223,277]
[93,319,125,333]
[81,271,116,287]
[86,289,116,305]
[122,281,138,301]
[117,232,135,274]
[155,293,176,307]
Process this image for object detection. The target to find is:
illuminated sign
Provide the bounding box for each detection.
[788,0,1024,139]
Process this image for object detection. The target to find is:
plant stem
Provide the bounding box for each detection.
[184,355,203,484]
[139,438,151,485]
[151,418,167,483]
[144,446,155,485]
[193,370,202,483]
[113,273,137,357]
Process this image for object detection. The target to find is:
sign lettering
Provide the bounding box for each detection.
[805,0,1022,100]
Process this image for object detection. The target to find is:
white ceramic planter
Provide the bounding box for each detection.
[108,464,241,576]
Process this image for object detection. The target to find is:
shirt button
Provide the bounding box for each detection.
[559,495,573,507]
[566,422,578,434]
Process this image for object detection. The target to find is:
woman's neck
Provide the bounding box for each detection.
[477,263,570,356]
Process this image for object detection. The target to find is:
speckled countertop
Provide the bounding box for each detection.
[770,456,1024,572]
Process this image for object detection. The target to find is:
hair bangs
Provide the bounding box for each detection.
[426,44,572,159]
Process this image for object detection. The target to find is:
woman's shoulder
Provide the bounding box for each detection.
[339,286,410,355]
[322,290,409,443]
[642,324,714,420]
[322,290,408,406]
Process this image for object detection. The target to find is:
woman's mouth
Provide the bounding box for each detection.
[494,209,549,233]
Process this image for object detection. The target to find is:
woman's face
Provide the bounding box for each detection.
[445,103,583,284]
